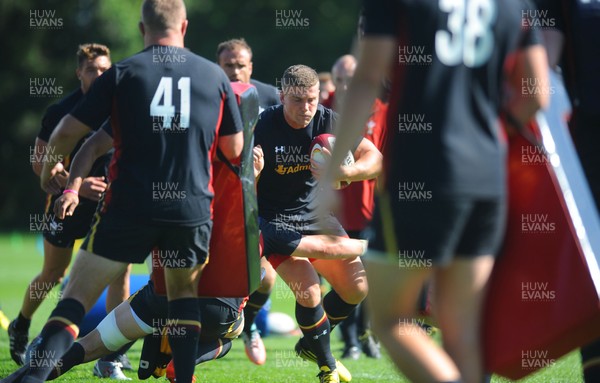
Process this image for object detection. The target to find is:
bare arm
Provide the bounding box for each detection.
[218,131,244,161]
[54,128,113,219]
[32,138,48,177]
[505,44,550,127]
[325,36,395,183]
[41,114,92,190]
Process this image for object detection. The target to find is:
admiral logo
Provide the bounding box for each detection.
[398,250,432,269]
[521,9,556,29]
[30,145,63,164]
[521,146,548,165]
[398,45,432,65]
[152,182,186,201]
[275,9,310,29]
[152,45,187,64]
[398,318,435,336]
[521,349,556,370]
[274,145,311,175]
[29,9,63,29]
[521,282,556,302]
[29,78,63,97]
[398,182,432,201]
[398,114,432,133]
[29,214,63,233]
[521,77,555,97]
[521,213,555,233]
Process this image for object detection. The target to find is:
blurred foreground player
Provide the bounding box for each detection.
[0,1,244,383]
[326,1,549,382]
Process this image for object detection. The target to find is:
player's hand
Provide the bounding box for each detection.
[310,146,331,180]
[79,176,107,201]
[54,191,79,219]
[253,145,264,178]
[43,163,69,195]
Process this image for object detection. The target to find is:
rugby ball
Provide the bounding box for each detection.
[309,133,354,189]
[267,312,298,335]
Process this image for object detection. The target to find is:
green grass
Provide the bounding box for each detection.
[0,233,583,382]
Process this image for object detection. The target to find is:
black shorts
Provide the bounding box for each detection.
[42,197,98,248]
[81,205,211,267]
[259,215,347,257]
[369,195,506,265]
[129,281,243,339]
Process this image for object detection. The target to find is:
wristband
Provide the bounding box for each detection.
[62,189,78,196]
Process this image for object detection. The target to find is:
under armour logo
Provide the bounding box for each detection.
[366,120,376,135]
[312,329,328,340]
[275,146,285,153]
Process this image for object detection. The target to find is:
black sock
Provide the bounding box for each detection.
[195,338,232,364]
[357,302,369,335]
[101,340,135,362]
[26,298,85,381]
[15,312,32,332]
[582,339,600,383]
[323,289,358,331]
[339,306,360,348]
[296,302,335,370]
[167,298,201,383]
[243,291,270,333]
[46,342,85,380]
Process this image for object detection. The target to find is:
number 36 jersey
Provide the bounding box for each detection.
[363,0,540,198]
[71,45,243,226]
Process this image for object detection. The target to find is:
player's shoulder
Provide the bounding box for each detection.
[44,88,82,119]
[255,104,283,132]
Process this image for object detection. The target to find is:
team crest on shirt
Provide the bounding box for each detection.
[273,145,310,175]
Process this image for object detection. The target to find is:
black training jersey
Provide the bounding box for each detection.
[250,79,280,113]
[255,104,335,222]
[539,0,600,116]
[364,0,540,198]
[38,88,111,197]
[71,45,243,226]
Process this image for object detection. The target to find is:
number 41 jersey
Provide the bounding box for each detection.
[72,45,243,226]
[364,0,540,198]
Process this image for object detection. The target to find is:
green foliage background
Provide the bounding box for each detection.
[0,0,360,230]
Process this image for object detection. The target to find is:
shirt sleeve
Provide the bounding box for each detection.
[37,104,63,142]
[519,0,544,48]
[71,66,117,131]
[100,119,113,137]
[218,76,244,137]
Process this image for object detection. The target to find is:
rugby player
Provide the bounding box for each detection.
[44,278,246,382]
[216,37,279,365]
[8,43,132,375]
[254,64,382,383]
[326,0,549,382]
[1,1,244,382]
[330,54,386,361]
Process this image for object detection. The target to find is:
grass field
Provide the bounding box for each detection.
[0,233,583,382]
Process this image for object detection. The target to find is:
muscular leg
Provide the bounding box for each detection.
[365,255,461,382]
[276,257,336,371]
[290,235,367,260]
[23,250,128,382]
[433,256,495,383]
[106,264,132,312]
[164,266,205,383]
[20,240,72,320]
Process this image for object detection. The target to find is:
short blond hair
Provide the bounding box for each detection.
[281,65,319,91]
[141,0,186,32]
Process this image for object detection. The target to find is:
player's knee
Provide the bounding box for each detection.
[294,284,322,307]
[40,269,67,285]
[337,281,368,305]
